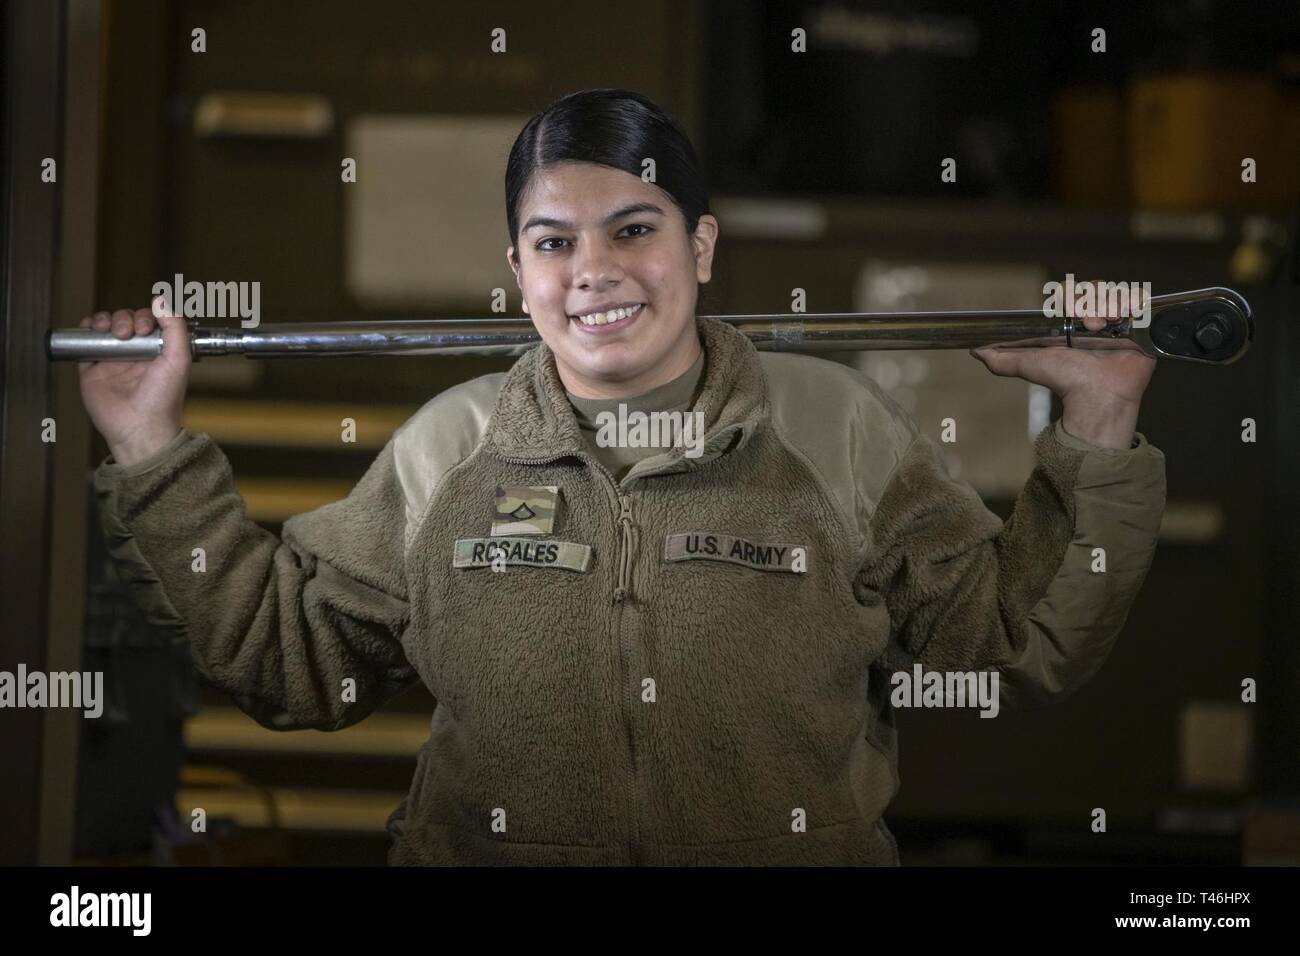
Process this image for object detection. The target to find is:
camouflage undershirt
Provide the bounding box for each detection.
[565,350,705,482]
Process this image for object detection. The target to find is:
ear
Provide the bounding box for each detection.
[690,215,719,285]
[506,247,528,314]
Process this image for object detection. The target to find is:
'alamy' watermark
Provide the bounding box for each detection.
[152,272,261,328]
[890,664,1000,718]
[1,665,103,718]
[1042,273,1150,328]
[50,886,150,936]
[595,404,704,459]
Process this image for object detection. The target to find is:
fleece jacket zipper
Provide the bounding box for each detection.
[612,487,640,864]
[497,450,642,865]
[613,493,635,603]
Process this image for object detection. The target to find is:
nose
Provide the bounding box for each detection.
[572,232,623,290]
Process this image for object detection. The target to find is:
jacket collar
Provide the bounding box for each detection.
[487,318,770,474]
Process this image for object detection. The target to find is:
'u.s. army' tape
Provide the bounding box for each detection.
[663,532,809,573]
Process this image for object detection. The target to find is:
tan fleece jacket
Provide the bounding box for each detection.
[93,317,1166,865]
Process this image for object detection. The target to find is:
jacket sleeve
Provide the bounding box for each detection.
[857,419,1166,709]
[93,428,420,731]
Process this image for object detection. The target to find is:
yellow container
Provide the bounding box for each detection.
[1127,71,1297,209]
[1053,87,1129,206]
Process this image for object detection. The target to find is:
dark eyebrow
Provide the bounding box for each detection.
[522,201,665,233]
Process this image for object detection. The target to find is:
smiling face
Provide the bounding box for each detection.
[507,161,718,399]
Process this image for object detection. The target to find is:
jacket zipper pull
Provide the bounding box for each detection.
[614,494,635,604]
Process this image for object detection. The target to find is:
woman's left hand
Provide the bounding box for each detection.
[970,288,1156,450]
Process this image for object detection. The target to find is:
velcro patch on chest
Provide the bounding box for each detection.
[663,532,810,573]
[492,485,561,536]
[454,537,592,572]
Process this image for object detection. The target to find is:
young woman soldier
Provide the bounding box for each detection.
[79,88,1164,865]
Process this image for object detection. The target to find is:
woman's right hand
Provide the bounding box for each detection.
[78,298,192,467]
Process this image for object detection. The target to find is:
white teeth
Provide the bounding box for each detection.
[576,304,642,326]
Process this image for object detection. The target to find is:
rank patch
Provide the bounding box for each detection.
[492,485,561,536]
